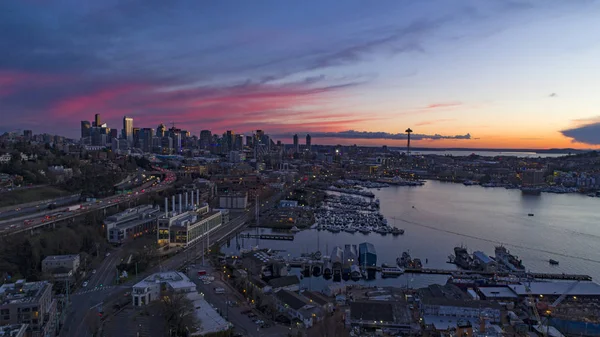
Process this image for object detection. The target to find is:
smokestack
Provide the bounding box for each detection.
[196,189,200,205]
[191,191,195,208]
[165,197,168,217]
[185,192,189,210]
[172,195,175,215]
[179,194,182,213]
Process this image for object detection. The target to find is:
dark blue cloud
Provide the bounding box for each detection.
[561,122,600,145]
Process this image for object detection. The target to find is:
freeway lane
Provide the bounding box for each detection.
[0,168,176,234]
[0,194,81,220]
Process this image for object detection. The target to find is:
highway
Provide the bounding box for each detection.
[0,168,175,235]
[61,187,290,337]
[0,194,80,220]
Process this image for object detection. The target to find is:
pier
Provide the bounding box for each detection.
[239,233,294,241]
[402,268,592,281]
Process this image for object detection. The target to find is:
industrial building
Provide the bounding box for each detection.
[104,205,161,244]
[346,301,412,333]
[0,280,56,337]
[156,195,222,248]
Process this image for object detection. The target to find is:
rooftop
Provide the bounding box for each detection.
[42,254,79,262]
[478,287,518,299]
[188,293,231,336]
[473,251,493,264]
[133,271,196,291]
[302,291,332,306]
[419,283,471,301]
[349,300,412,325]
[0,280,50,305]
[510,281,600,297]
[268,275,300,289]
[421,297,502,310]
[275,290,309,311]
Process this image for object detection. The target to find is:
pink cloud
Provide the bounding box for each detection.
[425,102,462,109]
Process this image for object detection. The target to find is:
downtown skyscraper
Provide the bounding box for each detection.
[123,116,133,145]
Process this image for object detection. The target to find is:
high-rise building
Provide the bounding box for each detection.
[23,130,33,140]
[94,114,101,128]
[157,124,166,138]
[293,134,299,153]
[123,116,133,145]
[199,130,212,149]
[306,134,312,152]
[235,134,243,151]
[522,169,545,186]
[110,128,118,140]
[133,127,140,148]
[245,135,254,148]
[80,121,91,139]
[224,130,235,152]
[140,128,154,152]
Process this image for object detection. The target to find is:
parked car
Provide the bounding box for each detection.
[82,281,88,287]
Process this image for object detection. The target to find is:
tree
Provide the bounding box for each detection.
[160,291,197,336]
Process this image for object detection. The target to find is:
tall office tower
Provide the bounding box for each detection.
[235,134,244,150]
[306,134,312,152]
[23,130,33,140]
[293,134,299,153]
[140,128,154,152]
[246,135,254,148]
[94,114,101,128]
[123,116,133,145]
[255,130,265,144]
[81,121,91,139]
[199,130,212,149]
[132,128,140,148]
[110,128,118,140]
[157,123,166,138]
[224,130,235,151]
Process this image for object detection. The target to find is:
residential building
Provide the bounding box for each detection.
[522,169,545,186]
[132,272,196,307]
[0,280,56,337]
[41,255,80,281]
[104,205,161,244]
[0,155,11,164]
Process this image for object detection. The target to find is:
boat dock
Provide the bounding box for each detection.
[402,268,592,281]
[239,233,294,241]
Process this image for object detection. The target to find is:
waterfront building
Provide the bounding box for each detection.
[346,301,412,333]
[522,169,545,186]
[267,275,300,293]
[104,205,161,244]
[358,242,377,267]
[0,280,56,337]
[472,251,497,273]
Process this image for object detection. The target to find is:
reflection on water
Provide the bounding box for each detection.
[222,180,600,290]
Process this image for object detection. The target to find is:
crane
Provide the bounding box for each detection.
[525,285,547,337]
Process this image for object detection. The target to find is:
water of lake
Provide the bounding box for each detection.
[222,180,600,291]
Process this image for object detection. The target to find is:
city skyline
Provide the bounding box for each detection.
[2,1,600,149]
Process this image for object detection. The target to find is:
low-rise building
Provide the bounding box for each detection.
[41,255,80,274]
[158,210,222,248]
[41,255,81,282]
[0,280,56,337]
[346,301,413,334]
[267,275,300,293]
[104,205,161,243]
[301,291,334,313]
[274,290,323,328]
[218,192,248,209]
[132,272,196,307]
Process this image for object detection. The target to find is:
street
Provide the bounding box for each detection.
[59,186,290,337]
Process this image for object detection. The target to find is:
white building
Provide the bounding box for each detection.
[132,271,196,307]
[0,154,11,164]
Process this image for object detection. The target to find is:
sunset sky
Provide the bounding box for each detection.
[2,0,600,149]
